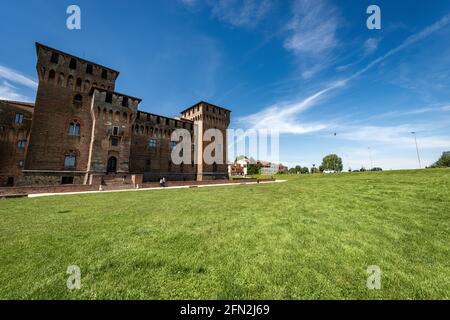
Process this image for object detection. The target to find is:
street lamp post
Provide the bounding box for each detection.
[411,132,422,169]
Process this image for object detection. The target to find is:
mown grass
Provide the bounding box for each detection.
[1,169,449,299]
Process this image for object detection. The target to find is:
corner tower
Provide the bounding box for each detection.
[24,43,119,184]
[181,101,231,180]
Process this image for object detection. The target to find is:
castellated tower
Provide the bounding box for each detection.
[87,88,140,180]
[24,43,121,184]
[180,101,231,181]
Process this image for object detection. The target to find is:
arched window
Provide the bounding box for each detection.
[67,75,74,89]
[73,94,82,108]
[84,80,90,92]
[76,78,82,91]
[68,120,80,136]
[58,73,65,86]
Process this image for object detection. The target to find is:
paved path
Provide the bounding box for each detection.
[28,180,287,198]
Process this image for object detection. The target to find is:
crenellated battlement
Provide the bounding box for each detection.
[181,101,231,128]
[35,43,119,92]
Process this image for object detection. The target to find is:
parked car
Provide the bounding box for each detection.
[371,167,383,171]
[352,170,360,172]
[323,170,337,174]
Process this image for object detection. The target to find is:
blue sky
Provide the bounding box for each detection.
[1,0,450,169]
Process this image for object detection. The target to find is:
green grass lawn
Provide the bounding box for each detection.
[1,169,449,299]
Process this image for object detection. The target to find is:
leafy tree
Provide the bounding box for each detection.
[311,167,320,174]
[360,167,367,172]
[288,168,297,174]
[247,163,261,175]
[294,165,301,173]
[430,153,450,168]
[300,167,309,174]
[320,154,343,172]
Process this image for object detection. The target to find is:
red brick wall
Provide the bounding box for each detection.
[0,101,33,186]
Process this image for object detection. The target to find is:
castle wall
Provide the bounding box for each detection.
[0,101,33,186]
[130,111,196,181]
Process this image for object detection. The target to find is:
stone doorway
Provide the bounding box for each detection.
[107,156,117,173]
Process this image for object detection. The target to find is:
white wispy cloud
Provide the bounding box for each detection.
[284,0,338,55]
[239,81,345,134]
[181,0,272,28]
[239,13,450,135]
[180,0,197,6]
[210,0,272,27]
[283,0,340,78]
[363,37,382,55]
[373,104,450,119]
[0,65,37,89]
[0,65,36,102]
[336,124,450,150]
[0,81,32,101]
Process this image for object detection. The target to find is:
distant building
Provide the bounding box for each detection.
[229,157,250,176]
[278,164,288,173]
[258,161,287,175]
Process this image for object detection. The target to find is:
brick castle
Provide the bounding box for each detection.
[0,43,230,187]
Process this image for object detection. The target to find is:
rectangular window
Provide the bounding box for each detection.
[111,137,119,146]
[105,93,113,103]
[86,64,93,74]
[69,58,77,70]
[102,69,108,79]
[112,126,119,136]
[148,138,157,148]
[64,155,76,168]
[6,177,14,186]
[50,52,59,64]
[15,113,24,124]
[122,97,128,107]
[61,177,74,185]
[17,140,26,149]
